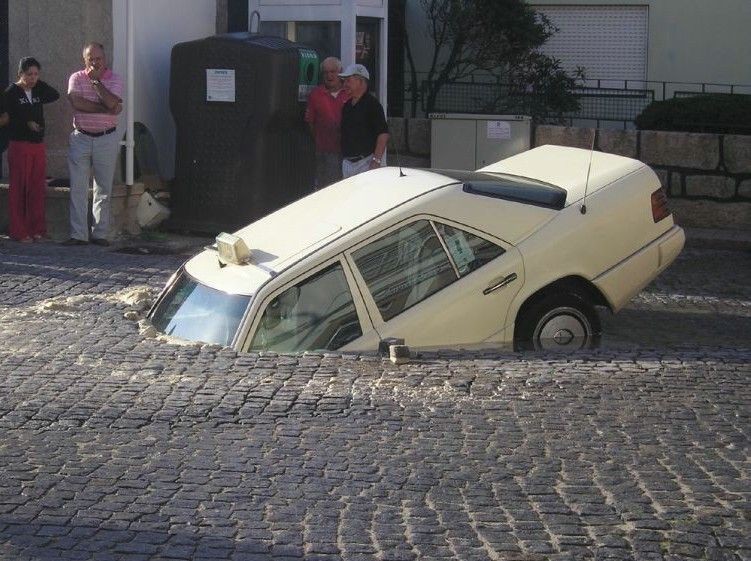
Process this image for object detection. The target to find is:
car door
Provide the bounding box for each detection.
[239,256,381,353]
[345,217,525,349]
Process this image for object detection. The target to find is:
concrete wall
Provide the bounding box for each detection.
[111,0,216,180]
[8,0,113,178]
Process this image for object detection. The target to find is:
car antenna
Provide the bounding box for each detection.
[581,128,597,215]
[390,138,406,177]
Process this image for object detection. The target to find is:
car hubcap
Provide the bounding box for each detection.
[534,307,590,351]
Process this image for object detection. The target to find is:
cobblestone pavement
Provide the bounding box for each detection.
[0,240,749,561]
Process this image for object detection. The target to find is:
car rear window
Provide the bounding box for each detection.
[433,169,567,210]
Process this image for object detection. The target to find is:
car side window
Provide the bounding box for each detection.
[249,262,363,352]
[435,223,505,276]
[353,220,457,321]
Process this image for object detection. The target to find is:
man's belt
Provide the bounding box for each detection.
[77,127,117,137]
[344,155,367,162]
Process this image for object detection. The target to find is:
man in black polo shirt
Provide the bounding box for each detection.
[339,64,389,178]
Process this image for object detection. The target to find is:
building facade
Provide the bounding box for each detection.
[402,0,751,119]
[530,0,751,87]
[4,1,751,178]
[3,0,388,180]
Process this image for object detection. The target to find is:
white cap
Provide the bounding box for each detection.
[339,63,370,80]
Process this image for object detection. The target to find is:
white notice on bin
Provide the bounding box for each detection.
[487,120,511,140]
[206,69,235,102]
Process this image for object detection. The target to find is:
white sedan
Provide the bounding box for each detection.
[149,145,685,352]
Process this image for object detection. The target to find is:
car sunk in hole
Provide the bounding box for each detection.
[149,145,685,352]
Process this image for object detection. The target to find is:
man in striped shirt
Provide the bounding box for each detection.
[64,42,123,246]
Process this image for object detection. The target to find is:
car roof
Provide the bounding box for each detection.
[185,167,460,294]
[237,166,459,265]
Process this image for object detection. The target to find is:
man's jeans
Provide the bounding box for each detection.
[67,129,120,241]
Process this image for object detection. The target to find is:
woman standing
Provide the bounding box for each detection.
[4,57,59,242]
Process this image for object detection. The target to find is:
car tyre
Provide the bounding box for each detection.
[515,292,601,351]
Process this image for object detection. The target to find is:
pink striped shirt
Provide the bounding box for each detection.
[68,68,124,132]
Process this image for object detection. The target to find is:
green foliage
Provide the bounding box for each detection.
[497,54,584,122]
[635,94,751,134]
[408,0,583,120]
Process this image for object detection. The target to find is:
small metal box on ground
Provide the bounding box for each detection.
[430,114,531,170]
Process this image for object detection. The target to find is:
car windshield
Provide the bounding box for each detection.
[150,269,251,346]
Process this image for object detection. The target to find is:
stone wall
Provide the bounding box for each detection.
[389,118,751,230]
[387,117,431,168]
[533,126,751,230]
[534,126,751,201]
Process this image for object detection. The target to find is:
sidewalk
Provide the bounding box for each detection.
[683,227,751,251]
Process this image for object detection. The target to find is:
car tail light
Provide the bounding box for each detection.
[651,188,671,222]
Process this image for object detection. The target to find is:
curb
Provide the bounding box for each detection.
[684,227,751,251]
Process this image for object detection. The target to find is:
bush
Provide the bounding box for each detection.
[635,93,751,135]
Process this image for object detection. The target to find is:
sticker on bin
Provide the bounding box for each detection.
[206,69,235,102]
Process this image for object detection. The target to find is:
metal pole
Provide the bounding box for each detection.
[341,0,356,69]
[125,0,135,186]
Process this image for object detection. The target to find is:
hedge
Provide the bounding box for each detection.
[635,93,751,135]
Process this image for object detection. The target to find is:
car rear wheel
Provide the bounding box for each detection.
[515,293,601,351]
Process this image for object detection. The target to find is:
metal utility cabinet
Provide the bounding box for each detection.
[430,114,531,170]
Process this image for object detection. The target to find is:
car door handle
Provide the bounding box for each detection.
[483,273,518,295]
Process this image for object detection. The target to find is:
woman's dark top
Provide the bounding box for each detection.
[0,93,7,153]
[3,81,60,143]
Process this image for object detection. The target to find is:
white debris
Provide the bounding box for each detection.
[113,286,155,311]
[138,319,157,338]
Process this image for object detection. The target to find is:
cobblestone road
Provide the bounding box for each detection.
[0,240,749,561]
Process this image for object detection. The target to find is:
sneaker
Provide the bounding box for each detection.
[19,237,32,244]
[62,238,88,246]
[91,238,110,247]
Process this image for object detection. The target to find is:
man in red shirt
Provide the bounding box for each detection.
[304,57,350,189]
